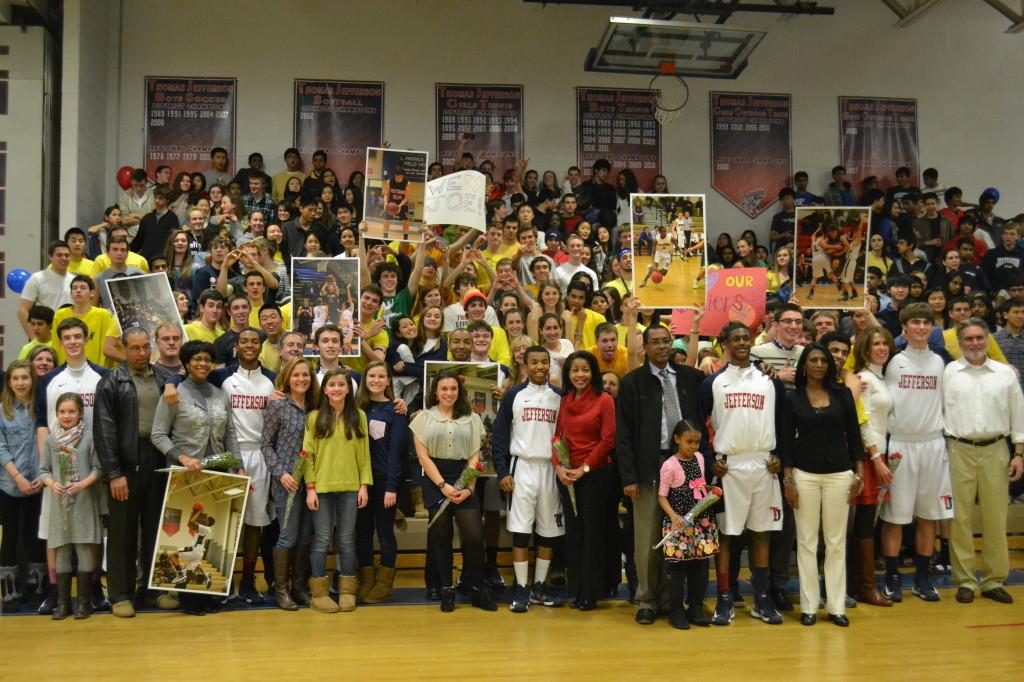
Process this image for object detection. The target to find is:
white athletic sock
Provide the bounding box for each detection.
[534,558,551,585]
[513,561,529,588]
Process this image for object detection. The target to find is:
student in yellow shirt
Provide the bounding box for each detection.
[94,225,150,274]
[589,322,639,377]
[561,281,605,350]
[183,289,225,343]
[52,275,122,367]
[462,289,510,366]
[64,227,97,278]
[342,285,389,374]
[18,304,55,359]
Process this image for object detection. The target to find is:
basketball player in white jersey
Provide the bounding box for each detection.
[838,223,862,302]
[639,225,673,288]
[806,223,842,301]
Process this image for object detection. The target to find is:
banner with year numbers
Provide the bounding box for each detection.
[144,77,236,178]
[294,79,385,185]
[436,84,523,172]
[576,87,661,190]
[839,96,918,189]
[710,92,791,219]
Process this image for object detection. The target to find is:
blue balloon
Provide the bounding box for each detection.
[983,187,1000,203]
[6,268,31,294]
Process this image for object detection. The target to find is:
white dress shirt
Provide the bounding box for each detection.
[942,358,1024,443]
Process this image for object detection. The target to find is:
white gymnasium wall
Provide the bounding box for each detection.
[85,0,1024,243]
[60,0,121,232]
[0,26,45,364]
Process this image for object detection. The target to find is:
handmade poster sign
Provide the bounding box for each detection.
[699,267,766,336]
[424,170,486,231]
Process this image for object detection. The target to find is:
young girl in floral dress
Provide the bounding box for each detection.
[658,419,719,630]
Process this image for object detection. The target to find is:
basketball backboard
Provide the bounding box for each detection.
[584,16,767,79]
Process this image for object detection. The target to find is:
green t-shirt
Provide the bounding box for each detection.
[380,288,412,329]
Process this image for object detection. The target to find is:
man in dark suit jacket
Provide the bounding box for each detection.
[616,324,706,625]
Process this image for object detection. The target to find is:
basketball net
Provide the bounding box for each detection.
[651,61,689,126]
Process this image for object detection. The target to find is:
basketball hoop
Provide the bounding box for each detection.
[650,61,689,126]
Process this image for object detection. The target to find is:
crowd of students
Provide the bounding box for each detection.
[2,148,1021,628]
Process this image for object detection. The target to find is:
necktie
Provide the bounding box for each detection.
[660,368,682,438]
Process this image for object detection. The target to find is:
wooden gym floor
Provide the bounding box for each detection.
[634,253,706,309]
[2,560,1021,681]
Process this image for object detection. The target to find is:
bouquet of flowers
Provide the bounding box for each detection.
[199,451,242,471]
[57,444,78,534]
[280,450,310,531]
[551,436,577,514]
[654,486,722,550]
[426,462,485,530]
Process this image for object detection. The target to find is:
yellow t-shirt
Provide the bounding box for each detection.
[18,338,53,360]
[260,338,281,373]
[488,324,511,367]
[866,253,893,278]
[248,300,292,330]
[52,306,121,367]
[68,257,97,279]
[589,344,630,377]
[94,252,150,274]
[342,321,390,374]
[183,321,224,344]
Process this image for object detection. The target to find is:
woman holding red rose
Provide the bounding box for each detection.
[553,350,616,610]
[410,369,495,613]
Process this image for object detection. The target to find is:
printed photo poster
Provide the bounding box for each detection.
[792,206,869,309]
[839,97,919,189]
[290,257,361,357]
[576,87,661,190]
[293,80,384,186]
[631,193,706,309]
[144,77,237,178]
[710,92,792,218]
[149,469,250,597]
[363,147,428,242]
[436,84,524,171]
[699,267,767,337]
[105,273,186,363]
[424,361,499,475]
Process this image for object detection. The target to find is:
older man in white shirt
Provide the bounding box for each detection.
[942,317,1024,605]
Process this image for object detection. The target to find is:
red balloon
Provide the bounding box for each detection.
[116,165,134,190]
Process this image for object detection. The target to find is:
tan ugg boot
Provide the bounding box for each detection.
[309,576,338,613]
[364,566,396,604]
[339,576,358,612]
[411,487,428,519]
[357,566,375,602]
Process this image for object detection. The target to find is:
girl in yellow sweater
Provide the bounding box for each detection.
[303,368,372,613]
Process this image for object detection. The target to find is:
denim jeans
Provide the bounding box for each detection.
[311,491,358,578]
[273,485,314,550]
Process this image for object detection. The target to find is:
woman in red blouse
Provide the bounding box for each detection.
[553,350,616,610]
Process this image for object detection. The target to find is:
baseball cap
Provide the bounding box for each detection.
[546,231,562,241]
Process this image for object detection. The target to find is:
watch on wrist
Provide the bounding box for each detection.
[582,463,591,474]
[437,480,447,491]
[782,476,795,485]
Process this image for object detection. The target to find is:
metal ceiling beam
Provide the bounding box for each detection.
[880,0,944,28]
[981,0,1024,33]
[523,1,835,17]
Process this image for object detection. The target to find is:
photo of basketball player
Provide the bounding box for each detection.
[106,273,187,363]
[630,193,706,308]
[289,257,361,356]
[792,206,869,308]
[363,147,429,242]
[149,469,250,597]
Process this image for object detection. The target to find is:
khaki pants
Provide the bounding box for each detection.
[793,469,852,616]
[632,481,664,611]
[948,439,1009,592]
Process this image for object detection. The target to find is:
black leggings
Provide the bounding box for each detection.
[428,503,484,589]
[668,558,710,610]
[0,491,44,565]
[356,479,398,568]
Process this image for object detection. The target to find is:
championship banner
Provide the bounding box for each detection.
[710,92,792,219]
[839,96,918,189]
[577,87,661,190]
[699,267,767,336]
[294,79,384,185]
[436,84,523,170]
[144,77,236,178]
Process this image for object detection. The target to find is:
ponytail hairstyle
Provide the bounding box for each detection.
[313,368,364,440]
[671,418,702,439]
